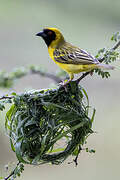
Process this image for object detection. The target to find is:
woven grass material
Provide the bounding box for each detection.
[5,81,94,165]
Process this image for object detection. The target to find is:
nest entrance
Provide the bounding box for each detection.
[6,81,94,165]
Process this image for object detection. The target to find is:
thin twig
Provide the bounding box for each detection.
[73,145,82,166]
[30,69,62,83]
[112,40,120,50]
[76,40,120,84]
[0,96,14,101]
[4,162,20,180]
[4,171,14,180]
[75,72,90,84]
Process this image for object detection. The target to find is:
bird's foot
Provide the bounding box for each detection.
[59,79,71,91]
[90,71,94,76]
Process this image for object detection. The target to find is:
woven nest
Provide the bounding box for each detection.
[5,81,94,165]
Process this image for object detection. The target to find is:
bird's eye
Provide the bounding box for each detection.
[48,31,53,36]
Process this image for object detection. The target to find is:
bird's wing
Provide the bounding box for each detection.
[53,44,99,65]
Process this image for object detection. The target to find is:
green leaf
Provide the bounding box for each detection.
[111,32,120,42]
[0,103,5,111]
[86,148,95,153]
[15,142,29,164]
[11,92,17,96]
[48,148,65,153]
[0,177,4,180]
[91,108,96,124]
[89,149,96,153]
[52,121,86,143]
[5,104,15,130]
[72,146,79,156]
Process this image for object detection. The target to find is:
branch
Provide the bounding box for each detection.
[4,162,20,180]
[75,72,90,84]
[30,69,62,83]
[112,40,120,50]
[0,96,14,101]
[0,66,63,88]
[76,40,120,84]
[4,171,14,180]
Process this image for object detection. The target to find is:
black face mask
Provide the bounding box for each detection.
[36,29,56,47]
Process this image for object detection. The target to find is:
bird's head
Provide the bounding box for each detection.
[36,28,65,48]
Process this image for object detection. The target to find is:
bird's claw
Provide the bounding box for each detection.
[90,71,94,76]
[59,79,71,92]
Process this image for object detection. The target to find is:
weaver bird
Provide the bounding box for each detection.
[36,28,114,83]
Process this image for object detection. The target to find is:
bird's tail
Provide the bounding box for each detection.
[97,63,115,70]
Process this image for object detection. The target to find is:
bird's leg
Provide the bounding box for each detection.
[59,79,70,86]
[90,70,94,76]
[59,73,74,91]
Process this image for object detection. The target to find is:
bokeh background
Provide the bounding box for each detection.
[0,0,120,179]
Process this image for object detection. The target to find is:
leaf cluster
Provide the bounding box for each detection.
[0,68,27,88]
[95,32,120,78]
[0,97,13,111]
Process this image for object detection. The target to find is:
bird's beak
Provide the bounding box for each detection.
[36,31,44,37]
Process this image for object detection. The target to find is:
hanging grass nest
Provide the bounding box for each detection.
[5,81,95,165]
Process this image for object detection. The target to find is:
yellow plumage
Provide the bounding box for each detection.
[36,27,114,82]
[48,46,96,80]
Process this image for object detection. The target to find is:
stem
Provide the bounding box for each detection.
[75,72,90,84]
[112,40,120,50]
[4,162,20,180]
[30,69,62,83]
[0,96,14,101]
[73,145,82,166]
[4,172,14,180]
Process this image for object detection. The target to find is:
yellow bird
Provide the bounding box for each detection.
[36,27,114,83]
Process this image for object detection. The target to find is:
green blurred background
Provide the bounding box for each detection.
[0,0,120,179]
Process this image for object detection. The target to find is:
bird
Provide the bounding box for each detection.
[36,27,114,84]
